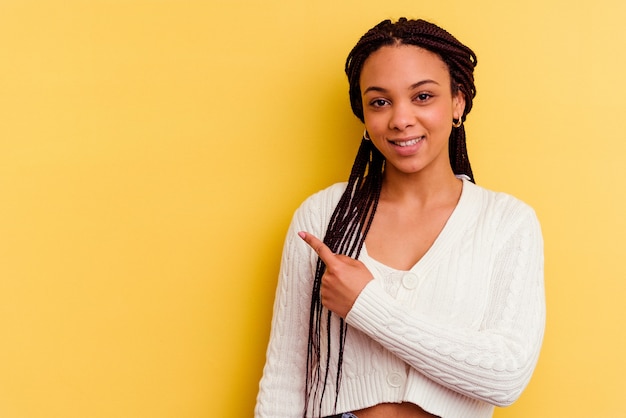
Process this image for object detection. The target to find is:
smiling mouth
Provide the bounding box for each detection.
[391,137,424,147]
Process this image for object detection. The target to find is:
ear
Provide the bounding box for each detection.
[452,89,466,120]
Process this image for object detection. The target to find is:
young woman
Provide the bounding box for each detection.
[255,18,545,418]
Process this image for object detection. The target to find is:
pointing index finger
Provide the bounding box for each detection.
[298,231,335,263]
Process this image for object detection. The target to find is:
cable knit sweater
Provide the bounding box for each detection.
[255,179,545,418]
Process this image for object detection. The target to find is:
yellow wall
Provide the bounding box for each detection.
[1,1,625,417]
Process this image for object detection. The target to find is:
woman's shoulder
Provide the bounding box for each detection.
[465,179,533,208]
[297,182,348,213]
[289,182,348,233]
[463,180,540,228]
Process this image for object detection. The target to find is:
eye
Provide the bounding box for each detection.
[414,93,433,102]
[369,98,390,108]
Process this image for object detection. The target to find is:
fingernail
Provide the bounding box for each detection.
[298,231,306,239]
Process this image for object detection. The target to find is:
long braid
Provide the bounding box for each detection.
[304,138,384,416]
[304,18,477,416]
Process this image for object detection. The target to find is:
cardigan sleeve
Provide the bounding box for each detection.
[345,204,545,407]
[255,184,345,418]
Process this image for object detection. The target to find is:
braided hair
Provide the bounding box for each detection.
[304,18,478,416]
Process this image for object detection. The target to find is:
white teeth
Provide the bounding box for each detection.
[394,137,422,147]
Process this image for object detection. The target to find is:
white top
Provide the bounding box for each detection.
[255,179,545,418]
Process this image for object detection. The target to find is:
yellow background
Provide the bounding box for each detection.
[1,1,624,417]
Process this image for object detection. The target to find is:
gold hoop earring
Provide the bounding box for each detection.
[452,117,463,128]
[363,129,371,141]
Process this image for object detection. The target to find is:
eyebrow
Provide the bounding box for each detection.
[363,79,440,94]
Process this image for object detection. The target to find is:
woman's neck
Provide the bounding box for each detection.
[381,167,462,206]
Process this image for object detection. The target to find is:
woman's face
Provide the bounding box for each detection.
[359,44,465,178]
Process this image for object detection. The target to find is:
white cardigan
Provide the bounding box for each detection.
[255,179,545,418]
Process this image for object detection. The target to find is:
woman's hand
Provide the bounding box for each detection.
[298,231,373,318]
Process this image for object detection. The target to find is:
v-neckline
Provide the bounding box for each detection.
[361,179,476,273]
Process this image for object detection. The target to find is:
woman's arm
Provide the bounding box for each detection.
[255,214,316,417]
[255,184,345,418]
[345,207,545,407]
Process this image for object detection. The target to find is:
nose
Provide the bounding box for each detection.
[389,101,416,131]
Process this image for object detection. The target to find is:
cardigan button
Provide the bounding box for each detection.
[401,273,419,289]
[386,372,404,388]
